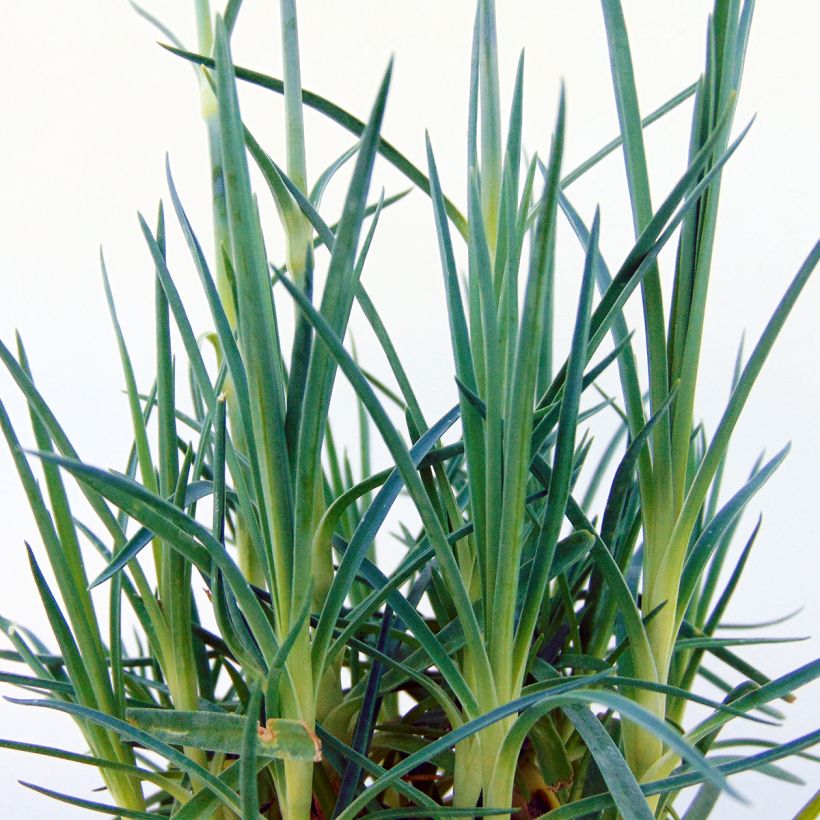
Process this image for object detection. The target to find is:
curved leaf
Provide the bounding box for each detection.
[126,706,319,761]
[18,782,156,819]
[8,698,247,815]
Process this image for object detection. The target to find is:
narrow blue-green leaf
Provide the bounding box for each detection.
[705,516,761,634]
[588,537,657,680]
[477,0,502,250]
[0,739,188,800]
[240,685,261,818]
[129,0,185,51]
[678,446,788,622]
[547,729,820,818]
[18,782,156,819]
[558,190,648,493]
[675,635,802,651]
[333,607,393,816]
[562,703,654,820]
[697,339,748,624]
[163,44,468,238]
[689,658,820,744]
[600,0,671,483]
[100,254,156,494]
[594,677,775,726]
[313,406,460,678]
[90,480,224,589]
[8,699,249,815]
[335,674,612,820]
[544,110,750,410]
[211,395,228,545]
[0,673,73,696]
[601,0,656,235]
[675,239,819,551]
[500,49,525,250]
[109,571,124,717]
[224,0,243,33]
[683,619,795,698]
[561,82,698,187]
[468,168,504,612]
[32,452,277,662]
[600,385,678,546]
[292,60,393,621]
[310,142,358,206]
[513,198,596,683]
[24,547,104,721]
[355,282,425,429]
[154,201,177,501]
[214,15,293,602]
[277,272,489,713]
[212,569,266,676]
[164,161,253,445]
[126,707,320,762]
[278,0,308,200]
[426,134,486,590]
[492,88,564,688]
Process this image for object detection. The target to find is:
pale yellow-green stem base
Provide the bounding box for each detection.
[321,695,359,746]
[453,737,482,811]
[621,620,670,816]
[480,717,516,819]
[282,759,314,820]
[622,721,663,813]
[620,519,683,806]
[277,630,316,819]
[105,771,146,813]
[286,220,312,293]
[315,655,344,725]
[237,524,266,589]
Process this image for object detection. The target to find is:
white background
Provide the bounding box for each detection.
[1,1,818,817]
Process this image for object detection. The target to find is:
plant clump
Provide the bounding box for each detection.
[1,1,818,818]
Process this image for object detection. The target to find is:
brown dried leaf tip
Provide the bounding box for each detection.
[257,719,279,745]
[301,720,323,763]
[256,719,323,762]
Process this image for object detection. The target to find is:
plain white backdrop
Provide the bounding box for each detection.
[0,2,818,817]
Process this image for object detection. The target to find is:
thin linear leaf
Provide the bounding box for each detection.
[562,702,654,820]
[18,782,156,820]
[8,697,248,815]
[31,451,277,662]
[126,706,320,761]
[163,44,468,238]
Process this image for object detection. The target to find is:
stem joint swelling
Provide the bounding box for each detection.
[0,1,816,819]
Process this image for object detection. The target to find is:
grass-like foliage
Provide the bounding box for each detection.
[2,1,819,817]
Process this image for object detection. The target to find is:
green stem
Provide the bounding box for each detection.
[279,0,312,283]
[481,718,515,816]
[477,0,502,254]
[280,629,315,819]
[453,737,482,811]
